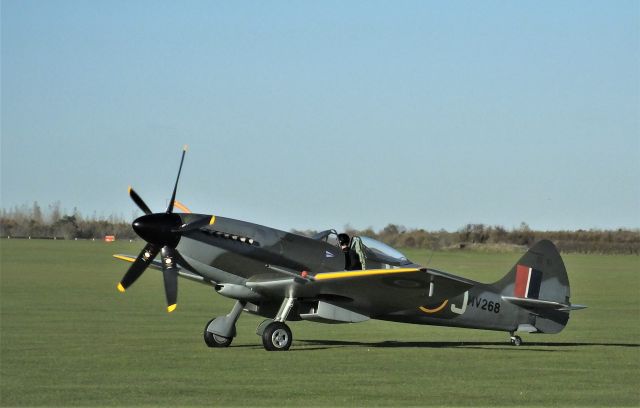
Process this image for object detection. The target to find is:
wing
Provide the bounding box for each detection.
[247,267,475,317]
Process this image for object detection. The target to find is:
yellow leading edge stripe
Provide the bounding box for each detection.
[114,255,136,263]
[314,267,420,281]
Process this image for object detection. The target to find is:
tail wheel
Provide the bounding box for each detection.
[510,335,523,346]
[261,322,292,351]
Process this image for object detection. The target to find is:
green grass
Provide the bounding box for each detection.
[1,240,639,406]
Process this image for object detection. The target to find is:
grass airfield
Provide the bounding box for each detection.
[1,239,638,407]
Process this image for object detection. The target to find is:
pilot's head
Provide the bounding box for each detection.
[338,233,350,251]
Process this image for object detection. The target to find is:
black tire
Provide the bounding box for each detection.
[204,318,233,348]
[261,321,292,351]
[512,335,523,346]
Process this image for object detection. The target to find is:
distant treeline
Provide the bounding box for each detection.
[297,222,639,255]
[1,202,136,240]
[1,202,638,254]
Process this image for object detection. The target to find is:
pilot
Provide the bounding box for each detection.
[338,233,362,270]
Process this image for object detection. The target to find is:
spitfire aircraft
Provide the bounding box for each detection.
[114,147,586,351]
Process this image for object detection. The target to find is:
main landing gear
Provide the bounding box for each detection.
[509,331,523,346]
[259,321,293,351]
[203,300,245,348]
[203,297,297,351]
[204,318,233,347]
[256,297,295,351]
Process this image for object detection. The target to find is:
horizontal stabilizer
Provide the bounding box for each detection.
[502,296,587,312]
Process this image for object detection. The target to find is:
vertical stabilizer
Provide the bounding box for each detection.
[493,240,572,333]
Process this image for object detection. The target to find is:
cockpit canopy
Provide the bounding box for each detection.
[357,236,411,267]
[312,229,411,269]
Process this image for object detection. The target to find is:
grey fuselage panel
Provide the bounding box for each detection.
[176,214,345,283]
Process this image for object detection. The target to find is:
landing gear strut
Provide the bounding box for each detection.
[203,300,246,348]
[256,297,295,351]
[509,331,523,346]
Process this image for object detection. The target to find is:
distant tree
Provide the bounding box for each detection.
[54,215,79,239]
[32,201,43,224]
[489,225,508,243]
[512,222,534,246]
[48,201,61,224]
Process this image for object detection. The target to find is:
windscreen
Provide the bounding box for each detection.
[312,229,339,246]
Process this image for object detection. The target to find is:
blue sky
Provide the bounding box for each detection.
[2,1,638,232]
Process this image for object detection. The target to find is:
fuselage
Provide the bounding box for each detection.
[174,213,522,333]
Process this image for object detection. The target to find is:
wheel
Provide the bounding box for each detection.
[261,321,292,351]
[204,318,233,348]
[205,332,233,348]
[511,335,523,346]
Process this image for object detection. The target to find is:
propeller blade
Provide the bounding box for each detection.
[166,145,188,214]
[172,215,215,233]
[129,187,153,215]
[117,243,159,292]
[161,246,179,312]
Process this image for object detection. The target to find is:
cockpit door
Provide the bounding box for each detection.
[351,236,367,270]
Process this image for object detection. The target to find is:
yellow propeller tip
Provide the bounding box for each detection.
[167,304,177,313]
[209,215,216,225]
[127,185,132,193]
[183,144,188,152]
[117,283,126,293]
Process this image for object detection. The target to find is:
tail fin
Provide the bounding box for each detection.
[493,240,585,333]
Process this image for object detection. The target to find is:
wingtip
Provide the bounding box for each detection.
[113,254,136,263]
[117,283,126,293]
[167,304,177,313]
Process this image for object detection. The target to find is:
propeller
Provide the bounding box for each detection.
[117,145,205,313]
